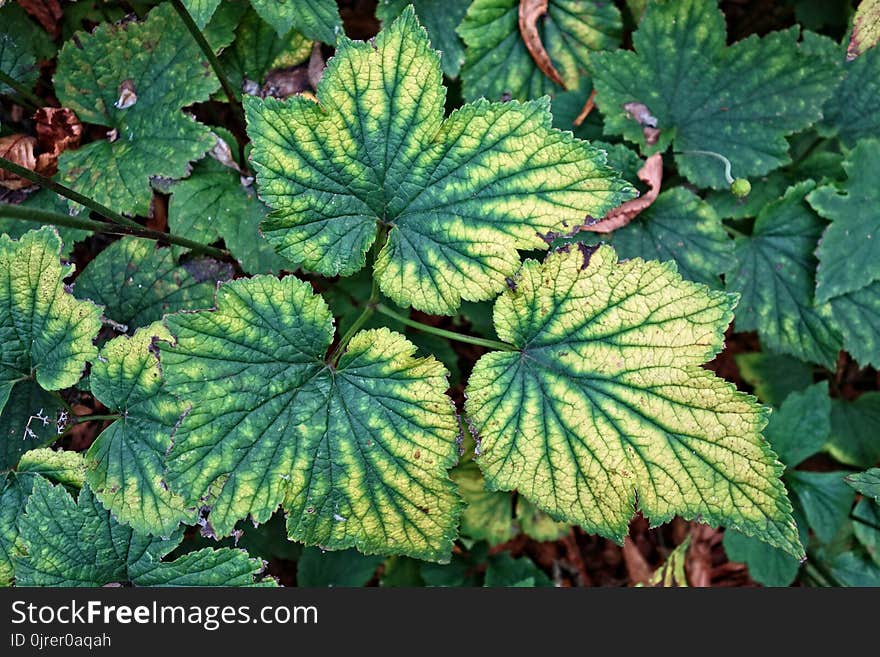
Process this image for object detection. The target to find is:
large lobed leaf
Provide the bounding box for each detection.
[0,228,101,469]
[465,245,803,558]
[590,0,839,188]
[15,477,269,586]
[86,325,193,536]
[54,3,239,215]
[160,275,461,561]
[245,7,633,314]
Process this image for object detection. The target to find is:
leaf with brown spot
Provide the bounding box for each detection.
[519,0,566,89]
[580,152,663,233]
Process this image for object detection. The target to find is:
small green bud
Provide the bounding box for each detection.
[731,178,751,198]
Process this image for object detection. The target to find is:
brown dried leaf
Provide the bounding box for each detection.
[580,152,663,233]
[308,41,325,90]
[114,79,138,109]
[518,0,566,89]
[685,523,716,588]
[261,66,311,99]
[622,537,653,585]
[34,106,82,161]
[573,88,597,127]
[0,134,39,190]
[17,0,63,38]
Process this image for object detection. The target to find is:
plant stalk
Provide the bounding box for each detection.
[0,70,43,108]
[374,303,517,352]
[170,0,243,121]
[0,156,142,230]
[0,204,230,259]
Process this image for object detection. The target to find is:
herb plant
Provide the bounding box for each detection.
[0,0,878,587]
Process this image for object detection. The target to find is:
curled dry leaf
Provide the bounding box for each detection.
[261,66,312,99]
[308,41,325,89]
[0,107,82,189]
[18,0,63,38]
[622,537,653,585]
[114,79,138,109]
[847,0,880,60]
[623,101,661,144]
[573,88,597,127]
[518,0,566,89]
[0,135,41,190]
[580,152,663,233]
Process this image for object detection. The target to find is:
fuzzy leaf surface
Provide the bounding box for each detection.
[86,325,192,536]
[726,182,842,367]
[161,276,461,561]
[54,3,238,215]
[590,0,838,188]
[465,246,802,558]
[15,478,268,586]
[807,139,880,302]
[245,8,632,314]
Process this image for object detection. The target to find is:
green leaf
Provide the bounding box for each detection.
[590,0,838,188]
[17,448,86,488]
[847,468,880,503]
[5,191,91,258]
[818,41,880,146]
[764,382,830,468]
[807,139,880,302]
[787,471,854,544]
[465,245,803,558]
[161,276,461,561]
[0,4,43,96]
[592,187,734,288]
[0,449,86,587]
[0,472,30,586]
[168,158,288,274]
[54,3,238,216]
[0,380,68,471]
[722,530,800,587]
[458,0,622,101]
[0,228,101,468]
[829,551,880,586]
[249,0,342,44]
[182,0,222,28]
[377,0,470,78]
[221,7,312,99]
[643,536,690,587]
[484,553,551,587]
[826,282,880,369]
[86,325,192,536]
[725,182,842,367]
[296,547,383,586]
[452,460,516,546]
[245,8,632,314]
[827,394,880,469]
[516,497,568,542]
[852,498,880,566]
[15,477,269,587]
[74,237,221,332]
[734,351,814,407]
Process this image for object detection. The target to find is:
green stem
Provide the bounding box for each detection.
[170,0,243,120]
[676,150,734,185]
[0,156,142,230]
[722,223,747,239]
[0,204,230,259]
[374,303,517,352]
[72,414,120,424]
[0,70,43,108]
